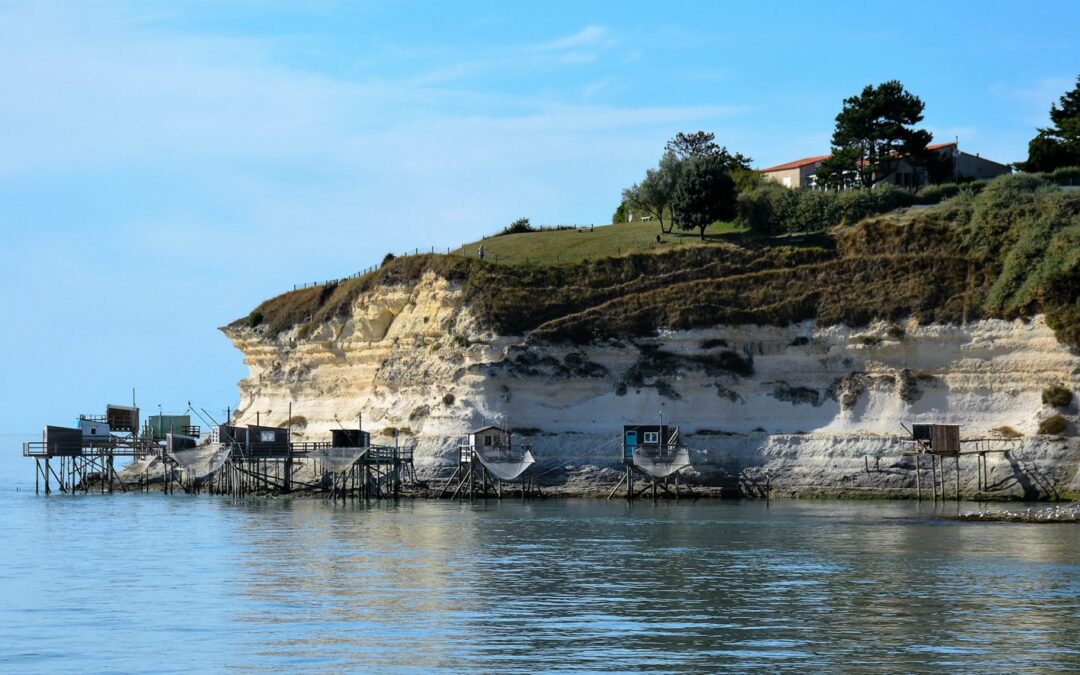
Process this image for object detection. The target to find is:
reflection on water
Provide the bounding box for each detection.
[2,485,1079,672]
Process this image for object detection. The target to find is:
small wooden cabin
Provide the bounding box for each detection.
[331,429,370,448]
[106,405,140,433]
[44,425,84,456]
[148,414,193,441]
[246,425,290,454]
[469,426,511,450]
[622,424,675,461]
[211,424,248,446]
[912,423,961,456]
[78,417,111,442]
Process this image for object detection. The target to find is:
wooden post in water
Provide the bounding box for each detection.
[930,453,938,502]
[955,456,961,505]
[915,452,922,502]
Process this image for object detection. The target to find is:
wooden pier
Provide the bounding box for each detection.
[22,405,416,500]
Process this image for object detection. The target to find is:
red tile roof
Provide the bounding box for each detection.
[761,142,958,174]
[760,154,831,173]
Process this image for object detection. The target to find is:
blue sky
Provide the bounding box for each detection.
[1,0,1078,432]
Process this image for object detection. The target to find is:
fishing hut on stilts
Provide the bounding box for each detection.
[23,404,156,495]
[22,401,410,500]
[441,426,538,499]
[305,427,415,502]
[609,420,693,500]
[902,423,1018,503]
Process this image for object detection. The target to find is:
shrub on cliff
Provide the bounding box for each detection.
[993,426,1023,439]
[737,183,924,235]
[1043,384,1074,408]
[736,183,797,236]
[499,217,535,236]
[1047,166,1080,186]
[915,183,961,204]
[1038,414,1068,435]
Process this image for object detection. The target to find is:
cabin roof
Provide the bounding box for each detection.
[470,425,507,434]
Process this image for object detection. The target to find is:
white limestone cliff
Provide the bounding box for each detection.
[223,272,1080,498]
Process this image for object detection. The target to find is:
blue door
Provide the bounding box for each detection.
[625,431,637,459]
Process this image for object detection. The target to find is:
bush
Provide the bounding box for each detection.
[915,183,961,205]
[993,426,1023,439]
[612,201,629,224]
[964,173,1049,257]
[247,311,264,328]
[499,217,535,236]
[790,189,841,233]
[834,184,917,225]
[283,415,307,428]
[736,183,797,235]
[1043,384,1074,408]
[1038,414,1068,435]
[983,189,1080,316]
[381,252,396,266]
[1047,166,1080,186]
[739,184,921,234]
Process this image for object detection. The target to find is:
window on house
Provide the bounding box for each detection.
[644,431,659,444]
[484,434,494,446]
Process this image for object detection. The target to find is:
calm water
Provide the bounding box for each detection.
[2,435,1080,673]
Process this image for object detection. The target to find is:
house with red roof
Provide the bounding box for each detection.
[760,142,1011,189]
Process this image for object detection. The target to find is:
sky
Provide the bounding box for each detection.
[1,0,1078,433]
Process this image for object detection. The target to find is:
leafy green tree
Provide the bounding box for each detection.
[622,150,681,232]
[623,132,754,234]
[612,201,629,224]
[666,130,754,173]
[815,81,933,188]
[1018,75,1080,172]
[672,155,737,240]
[666,130,720,159]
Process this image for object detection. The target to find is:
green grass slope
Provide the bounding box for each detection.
[449,220,744,266]
[235,174,1080,349]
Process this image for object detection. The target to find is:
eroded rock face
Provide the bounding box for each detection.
[224,271,1080,498]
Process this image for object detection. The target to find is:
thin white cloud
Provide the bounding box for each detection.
[0,0,746,268]
[533,25,612,52]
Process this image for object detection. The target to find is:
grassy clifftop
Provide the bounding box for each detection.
[234,174,1080,349]
[448,220,744,266]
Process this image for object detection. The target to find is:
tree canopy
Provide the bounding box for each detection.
[622,131,752,233]
[671,155,737,240]
[666,130,753,171]
[815,80,933,189]
[1018,75,1080,172]
[622,150,681,232]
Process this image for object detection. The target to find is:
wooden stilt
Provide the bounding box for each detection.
[955,455,961,504]
[931,453,938,502]
[915,452,922,502]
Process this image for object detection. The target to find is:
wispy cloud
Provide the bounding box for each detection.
[0,4,743,252]
[533,25,613,52]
